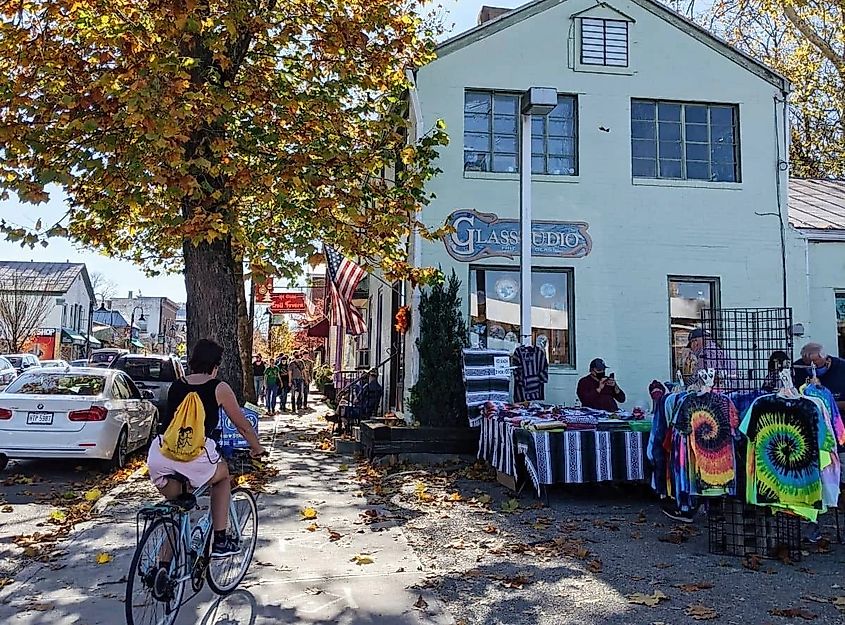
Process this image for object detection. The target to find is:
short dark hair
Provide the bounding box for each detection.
[189,339,224,374]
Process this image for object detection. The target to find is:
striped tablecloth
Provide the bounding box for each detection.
[516,429,648,495]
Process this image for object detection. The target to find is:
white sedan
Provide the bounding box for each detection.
[0,368,158,471]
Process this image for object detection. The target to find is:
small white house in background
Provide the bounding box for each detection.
[394,0,796,409]
[787,179,845,359]
[106,294,180,354]
[0,261,96,360]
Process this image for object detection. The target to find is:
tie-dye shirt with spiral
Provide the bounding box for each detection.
[740,395,823,514]
[674,392,739,496]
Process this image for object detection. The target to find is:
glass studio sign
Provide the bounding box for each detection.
[443,209,592,262]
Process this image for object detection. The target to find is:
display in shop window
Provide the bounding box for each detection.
[443,209,592,262]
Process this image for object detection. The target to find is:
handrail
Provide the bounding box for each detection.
[335,345,398,398]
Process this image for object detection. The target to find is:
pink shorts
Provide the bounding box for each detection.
[146,438,221,489]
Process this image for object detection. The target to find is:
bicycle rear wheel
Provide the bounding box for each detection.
[206,488,258,595]
[125,517,186,625]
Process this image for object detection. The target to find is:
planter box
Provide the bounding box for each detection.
[360,422,478,458]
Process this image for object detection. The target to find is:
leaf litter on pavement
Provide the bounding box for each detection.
[627,590,669,607]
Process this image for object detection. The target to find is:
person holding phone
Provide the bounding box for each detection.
[576,358,626,411]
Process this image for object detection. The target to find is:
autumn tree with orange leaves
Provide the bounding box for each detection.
[0,0,448,398]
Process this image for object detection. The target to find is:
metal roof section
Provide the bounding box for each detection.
[788,179,845,231]
[0,261,88,294]
[435,0,789,92]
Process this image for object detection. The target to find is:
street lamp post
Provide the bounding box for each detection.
[519,87,558,346]
[129,305,146,352]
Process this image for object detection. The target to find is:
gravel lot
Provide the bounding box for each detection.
[359,460,845,625]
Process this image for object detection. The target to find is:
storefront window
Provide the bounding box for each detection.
[668,277,720,377]
[836,293,845,358]
[469,267,574,366]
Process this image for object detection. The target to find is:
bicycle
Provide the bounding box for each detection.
[125,449,259,625]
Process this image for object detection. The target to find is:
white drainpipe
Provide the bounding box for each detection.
[406,69,424,397]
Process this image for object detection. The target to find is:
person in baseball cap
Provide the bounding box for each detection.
[576,357,626,411]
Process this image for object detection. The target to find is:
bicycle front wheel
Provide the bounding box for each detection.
[125,517,186,625]
[206,487,258,595]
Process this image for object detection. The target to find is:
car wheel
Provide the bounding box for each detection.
[105,429,128,472]
[0,454,8,472]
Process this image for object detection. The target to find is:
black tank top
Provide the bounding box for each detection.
[159,379,222,439]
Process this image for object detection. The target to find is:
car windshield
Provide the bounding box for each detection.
[6,356,22,367]
[117,358,174,382]
[5,373,106,396]
[90,352,117,364]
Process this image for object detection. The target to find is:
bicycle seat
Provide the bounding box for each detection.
[170,492,197,512]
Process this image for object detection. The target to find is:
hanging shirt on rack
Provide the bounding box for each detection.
[740,394,824,518]
[674,392,740,496]
[801,382,845,448]
[512,345,549,403]
[462,349,511,408]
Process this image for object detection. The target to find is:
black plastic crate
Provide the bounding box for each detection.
[707,498,802,561]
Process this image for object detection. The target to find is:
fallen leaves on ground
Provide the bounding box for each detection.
[413,595,428,610]
[769,608,817,620]
[446,492,463,502]
[305,523,318,532]
[658,524,699,544]
[686,604,718,620]
[300,507,318,520]
[476,494,492,505]
[500,573,533,589]
[627,590,669,607]
[338,464,349,472]
[95,552,112,565]
[742,554,762,572]
[501,498,520,513]
[0,505,12,513]
[586,559,603,574]
[351,554,374,565]
[83,488,102,502]
[834,596,845,612]
[482,524,498,535]
[592,519,620,531]
[0,578,12,589]
[674,581,714,592]
[328,530,342,542]
[48,510,67,524]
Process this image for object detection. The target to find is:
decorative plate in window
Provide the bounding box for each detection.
[489,325,506,340]
[494,278,518,301]
[540,283,556,299]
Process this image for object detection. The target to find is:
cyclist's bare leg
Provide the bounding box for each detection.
[152,479,186,566]
[209,461,231,532]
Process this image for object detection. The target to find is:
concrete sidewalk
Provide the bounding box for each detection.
[0,406,454,624]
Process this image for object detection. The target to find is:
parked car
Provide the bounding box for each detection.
[0,368,158,472]
[69,359,89,367]
[89,348,129,369]
[0,357,17,391]
[4,354,41,374]
[36,359,70,369]
[109,354,184,417]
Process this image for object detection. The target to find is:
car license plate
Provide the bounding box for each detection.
[27,412,54,425]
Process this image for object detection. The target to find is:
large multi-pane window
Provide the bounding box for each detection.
[631,100,740,182]
[469,267,575,367]
[464,91,578,175]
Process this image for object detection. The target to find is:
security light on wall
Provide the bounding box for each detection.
[521,87,558,115]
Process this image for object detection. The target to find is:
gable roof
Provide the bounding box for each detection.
[788,179,845,230]
[435,0,789,91]
[93,309,130,328]
[0,261,93,296]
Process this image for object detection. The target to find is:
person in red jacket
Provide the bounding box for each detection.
[576,358,626,411]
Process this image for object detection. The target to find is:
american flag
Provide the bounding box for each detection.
[325,245,367,335]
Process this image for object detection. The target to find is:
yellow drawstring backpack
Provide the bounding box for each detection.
[160,391,206,462]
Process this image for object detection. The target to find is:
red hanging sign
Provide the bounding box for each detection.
[254,278,274,304]
[269,292,306,314]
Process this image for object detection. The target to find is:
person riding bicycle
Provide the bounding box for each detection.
[146,338,265,558]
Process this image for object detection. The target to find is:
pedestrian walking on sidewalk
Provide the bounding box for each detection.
[277,353,290,412]
[289,351,305,411]
[264,359,282,415]
[252,354,266,402]
[301,350,314,407]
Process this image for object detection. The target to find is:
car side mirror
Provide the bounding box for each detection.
[141,390,155,400]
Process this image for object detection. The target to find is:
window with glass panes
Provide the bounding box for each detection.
[631,100,740,182]
[532,96,578,175]
[464,91,578,175]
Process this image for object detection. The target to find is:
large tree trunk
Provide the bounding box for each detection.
[234,257,255,403]
[183,236,244,403]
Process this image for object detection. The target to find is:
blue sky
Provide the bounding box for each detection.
[0,1,519,302]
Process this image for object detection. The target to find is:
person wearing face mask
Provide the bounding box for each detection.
[793,342,845,412]
[576,358,626,411]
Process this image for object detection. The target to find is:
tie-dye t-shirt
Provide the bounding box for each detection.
[801,383,845,448]
[674,393,739,496]
[740,395,823,514]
